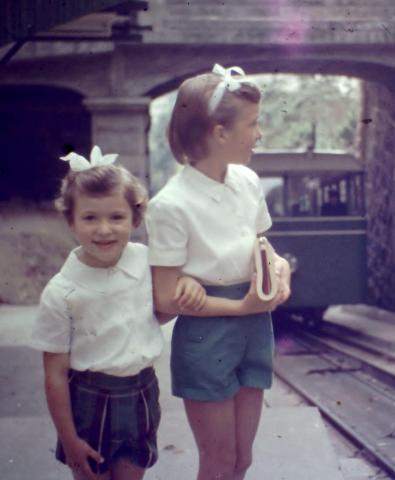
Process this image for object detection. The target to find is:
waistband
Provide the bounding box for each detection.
[203,282,250,300]
[177,282,270,323]
[69,367,155,390]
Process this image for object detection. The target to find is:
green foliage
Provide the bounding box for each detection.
[256,74,361,152]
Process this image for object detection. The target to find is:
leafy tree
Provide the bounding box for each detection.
[256,74,361,152]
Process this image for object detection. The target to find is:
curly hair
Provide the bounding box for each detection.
[55,164,147,227]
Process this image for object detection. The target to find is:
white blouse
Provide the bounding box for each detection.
[30,243,164,376]
[146,164,272,285]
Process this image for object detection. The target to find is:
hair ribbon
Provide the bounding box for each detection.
[208,63,250,114]
[60,145,118,172]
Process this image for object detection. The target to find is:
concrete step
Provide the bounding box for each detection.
[324,304,395,351]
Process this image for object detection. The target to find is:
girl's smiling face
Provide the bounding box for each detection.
[221,100,262,165]
[70,189,133,268]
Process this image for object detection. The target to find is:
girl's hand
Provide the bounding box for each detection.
[63,436,104,480]
[274,256,291,305]
[174,276,207,311]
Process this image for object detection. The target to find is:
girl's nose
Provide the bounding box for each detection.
[256,127,263,142]
[97,220,111,234]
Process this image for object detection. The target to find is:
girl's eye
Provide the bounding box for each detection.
[83,215,96,221]
[111,214,125,220]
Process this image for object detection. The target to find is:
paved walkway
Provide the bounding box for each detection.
[0,304,371,479]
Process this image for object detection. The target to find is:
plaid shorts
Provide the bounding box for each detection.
[56,367,160,474]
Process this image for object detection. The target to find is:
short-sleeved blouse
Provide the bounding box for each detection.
[145,164,271,285]
[30,242,164,376]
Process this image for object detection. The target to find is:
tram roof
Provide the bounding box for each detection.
[251,151,364,176]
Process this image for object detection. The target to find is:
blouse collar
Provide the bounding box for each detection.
[182,164,240,202]
[60,242,144,291]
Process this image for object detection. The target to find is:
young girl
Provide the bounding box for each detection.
[30,146,204,480]
[145,64,291,480]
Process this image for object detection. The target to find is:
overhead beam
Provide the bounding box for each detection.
[0,0,147,47]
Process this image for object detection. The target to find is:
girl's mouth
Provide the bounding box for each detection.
[93,240,117,248]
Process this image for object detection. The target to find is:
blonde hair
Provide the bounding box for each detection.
[168,72,261,164]
[55,165,147,227]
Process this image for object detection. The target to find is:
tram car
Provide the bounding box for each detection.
[250,151,368,326]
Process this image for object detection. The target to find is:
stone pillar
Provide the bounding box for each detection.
[362,82,395,311]
[84,96,151,242]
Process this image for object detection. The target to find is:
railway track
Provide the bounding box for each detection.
[274,328,395,478]
[299,327,395,391]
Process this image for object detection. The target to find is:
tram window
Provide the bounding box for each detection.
[320,188,347,216]
[287,175,322,216]
[261,177,285,217]
[261,173,365,217]
[262,175,322,217]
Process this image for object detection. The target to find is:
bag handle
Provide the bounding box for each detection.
[254,235,278,301]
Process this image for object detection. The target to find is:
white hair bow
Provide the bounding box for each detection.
[208,63,251,114]
[60,145,118,172]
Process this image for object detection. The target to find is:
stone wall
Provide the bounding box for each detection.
[145,0,395,45]
[0,205,75,305]
[362,81,395,310]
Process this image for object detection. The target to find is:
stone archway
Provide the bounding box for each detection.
[0,84,91,201]
[0,85,91,304]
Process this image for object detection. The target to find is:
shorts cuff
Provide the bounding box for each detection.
[172,383,240,401]
[240,377,273,390]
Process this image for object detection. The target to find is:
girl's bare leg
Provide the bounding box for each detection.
[184,397,237,480]
[72,468,111,480]
[233,387,264,480]
[71,459,145,480]
[111,459,145,480]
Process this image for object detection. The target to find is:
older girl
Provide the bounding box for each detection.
[146,65,291,480]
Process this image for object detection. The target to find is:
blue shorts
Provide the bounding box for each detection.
[171,283,274,401]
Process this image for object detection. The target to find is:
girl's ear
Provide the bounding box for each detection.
[212,124,229,144]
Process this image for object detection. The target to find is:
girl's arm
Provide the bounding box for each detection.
[152,266,280,317]
[43,352,103,480]
[155,311,176,324]
[154,275,207,324]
